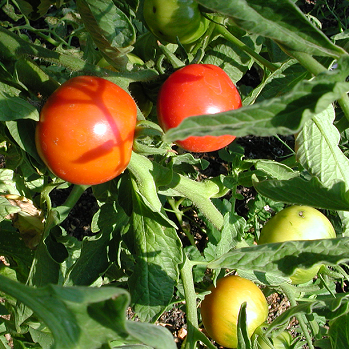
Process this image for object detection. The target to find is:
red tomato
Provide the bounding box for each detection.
[157,64,242,153]
[35,76,137,185]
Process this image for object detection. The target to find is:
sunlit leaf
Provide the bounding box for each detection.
[0,275,176,349]
[164,71,349,143]
[196,0,345,57]
[253,176,349,211]
[207,237,349,284]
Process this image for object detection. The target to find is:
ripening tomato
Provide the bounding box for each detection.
[157,64,242,153]
[201,275,268,348]
[35,76,137,185]
[143,0,209,44]
[258,205,336,284]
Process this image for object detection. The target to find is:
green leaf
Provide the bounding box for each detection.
[123,177,183,322]
[125,321,177,349]
[0,92,39,121]
[253,176,349,211]
[29,325,53,349]
[329,312,349,348]
[203,31,262,83]
[195,0,345,57]
[0,196,20,221]
[0,275,176,349]
[28,240,60,287]
[77,0,135,69]
[64,231,111,286]
[295,103,349,235]
[267,292,349,335]
[0,220,33,282]
[207,237,349,284]
[204,201,246,262]
[128,152,224,229]
[254,160,299,180]
[127,152,169,219]
[250,59,310,104]
[164,70,349,143]
[16,0,53,20]
[5,120,40,163]
[15,58,60,97]
[237,303,252,349]
[296,104,349,189]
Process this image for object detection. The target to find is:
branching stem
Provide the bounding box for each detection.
[215,24,278,72]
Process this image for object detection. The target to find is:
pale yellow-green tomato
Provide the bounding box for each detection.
[201,275,268,348]
[258,205,336,284]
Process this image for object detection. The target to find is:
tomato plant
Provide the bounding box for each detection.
[143,0,209,44]
[1,1,349,349]
[200,275,268,348]
[157,64,242,152]
[35,76,137,185]
[258,205,336,284]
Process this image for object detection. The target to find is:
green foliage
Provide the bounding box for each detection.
[0,0,349,348]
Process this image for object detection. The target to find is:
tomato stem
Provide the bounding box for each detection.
[180,256,199,349]
[168,198,197,248]
[214,24,278,73]
[47,184,90,230]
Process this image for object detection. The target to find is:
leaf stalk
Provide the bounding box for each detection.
[180,256,199,349]
[214,24,278,72]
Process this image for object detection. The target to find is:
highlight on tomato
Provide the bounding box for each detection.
[200,275,268,348]
[258,205,336,284]
[35,75,137,185]
[143,0,209,44]
[157,64,242,153]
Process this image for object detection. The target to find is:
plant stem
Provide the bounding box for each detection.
[337,95,349,125]
[214,24,278,72]
[287,50,327,76]
[46,184,90,232]
[168,198,197,247]
[281,283,315,349]
[180,256,199,349]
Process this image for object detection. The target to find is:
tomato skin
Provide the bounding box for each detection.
[201,275,268,349]
[157,64,242,153]
[258,205,336,284]
[35,76,137,185]
[143,0,209,44]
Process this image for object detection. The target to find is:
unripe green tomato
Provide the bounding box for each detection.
[201,275,268,348]
[258,205,336,284]
[257,331,293,349]
[143,0,209,44]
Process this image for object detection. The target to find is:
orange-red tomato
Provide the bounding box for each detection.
[35,76,137,185]
[157,64,242,153]
[201,275,268,348]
